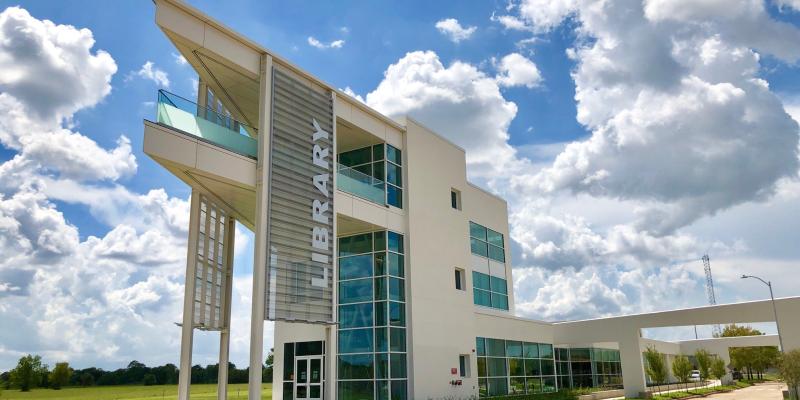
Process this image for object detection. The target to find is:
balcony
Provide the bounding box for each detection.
[156,90,258,159]
[337,164,386,205]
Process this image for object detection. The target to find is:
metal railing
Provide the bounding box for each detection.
[336,164,386,205]
[156,90,258,159]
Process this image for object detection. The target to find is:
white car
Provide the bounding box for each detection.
[690,370,701,382]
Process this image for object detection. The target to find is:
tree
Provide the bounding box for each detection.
[694,349,712,381]
[49,362,72,390]
[644,346,668,389]
[721,324,763,337]
[79,372,94,387]
[780,350,800,400]
[711,357,726,387]
[9,355,47,391]
[672,355,693,391]
[264,348,274,382]
[142,373,157,386]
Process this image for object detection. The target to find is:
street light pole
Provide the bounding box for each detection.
[741,275,784,353]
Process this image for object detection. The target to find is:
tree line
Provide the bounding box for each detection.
[0,350,274,392]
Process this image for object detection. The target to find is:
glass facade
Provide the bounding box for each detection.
[338,232,407,400]
[555,347,623,390]
[476,337,556,397]
[469,222,509,311]
[282,341,325,400]
[338,144,403,208]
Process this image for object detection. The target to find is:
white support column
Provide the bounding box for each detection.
[197,78,208,118]
[178,190,202,400]
[249,53,273,400]
[218,216,236,400]
[619,330,647,399]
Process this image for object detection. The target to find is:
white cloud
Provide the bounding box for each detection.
[775,0,800,11]
[435,18,477,43]
[517,0,577,33]
[495,53,543,88]
[491,13,531,31]
[307,36,345,49]
[341,86,366,104]
[132,61,170,88]
[172,52,188,66]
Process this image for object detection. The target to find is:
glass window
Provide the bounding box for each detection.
[296,341,323,356]
[390,380,407,400]
[375,353,389,379]
[476,337,486,356]
[488,377,508,397]
[472,272,491,290]
[477,357,487,377]
[390,353,407,379]
[455,269,464,290]
[338,329,374,354]
[490,276,508,295]
[543,376,557,392]
[526,376,542,394]
[478,378,488,397]
[470,238,488,257]
[339,254,373,280]
[451,189,460,210]
[339,234,372,256]
[541,359,555,375]
[283,343,294,380]
[508,358,524,376]
[386,145,401,165]
[338,354,374,379]
[473,289,491,307]
[375,328,388,352]
[387,232,404,254]
[524,342,539,358]
[387,253,404,277]
[374,253,386,276]
[372,144,384,161]
[387,185,402,208]
[386,163,402,186]
[487,229,504,247]
[539,343,554,359]
[390,328,406,352]
[491,293,509,310]
[487,357,507,377]
[339,279,373,304]
[373,161,385,182]
[283,382,293,400]
[469,222,487,240]
[524,359,541,376]
[338,147,372,166]
[510,377,526,394]
[389,301,405,326]
[375,301,387,326]
[338,380,374,400]
[459,355,469,377]
[506,341,523,357]
[339,303,373,329]
[389,277,405,301]
[374,277,387,301]
[373,231,386,251]
[376,381,389,400]
[488,245,505,262]
[486,338,506,357]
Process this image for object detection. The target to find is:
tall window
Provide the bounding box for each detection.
[451,189,461,210]
[454,268,465,291]
[469,222,508,310]
[476,337,557,397]
[338,231,408,400]
[338,144,403,208]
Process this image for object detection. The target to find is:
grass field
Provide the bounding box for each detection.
[0,383,272,400]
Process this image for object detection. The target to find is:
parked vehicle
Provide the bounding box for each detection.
[690,370,701,382]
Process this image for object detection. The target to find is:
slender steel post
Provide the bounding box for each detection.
[741,275,784,353]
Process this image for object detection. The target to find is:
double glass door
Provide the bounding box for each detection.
[294,356,323,399]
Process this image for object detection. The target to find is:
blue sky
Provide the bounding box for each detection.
[1,0,799,371]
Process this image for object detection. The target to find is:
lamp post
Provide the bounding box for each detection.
[741,274,784,353]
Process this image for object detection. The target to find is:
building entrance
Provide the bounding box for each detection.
[294,355,323,399]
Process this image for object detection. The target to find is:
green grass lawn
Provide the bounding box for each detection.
[0,383,271,400]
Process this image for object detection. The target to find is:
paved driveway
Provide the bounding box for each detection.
[704,382,787,399]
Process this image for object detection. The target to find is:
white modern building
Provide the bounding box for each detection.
[142,1,800,399]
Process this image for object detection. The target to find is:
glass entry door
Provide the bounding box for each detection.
[294,355,323,399]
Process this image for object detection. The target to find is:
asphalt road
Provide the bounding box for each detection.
[704,382,787,399]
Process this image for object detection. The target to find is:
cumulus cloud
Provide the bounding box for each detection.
[495,53,543,88]
[775,0,800,11]
[435,18,477,43]
[307,36,345,49]
[132,61,170,88]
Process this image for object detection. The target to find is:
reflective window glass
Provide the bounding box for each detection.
[476,337,486,356]
[338,147,372,166]
[339,255,373,280]
[387,253,404,277]
[487,229,504,247]
[386,145,402,165]
[506,341,523,357]
[469,222,487,240]
[490,277,508,295]
[390,353,407,379]
[486,338,506,357]
[338,329,374,354]
[541,359,555,375]
[374,253,386,276]
[488,377,508,396]
[488,245,505,262]
[387,185,402,208]
[524,342,539,359]
[389,301,405,326]
[338,380,374,400]
[339,279,373,304]
[390,328,406,352]
[390,380,407,400]
[339,303,373,329]
[389,277,405,301]
[491,293,509,310]
[338,354,374,379]
[387,232,404,254]
[375,353,389,379]
[375,327,388,352]
[525,359,541,376]
[386,163,402,186]
[373,232,386,251]
[470,238,488,257]
[374,277,387,301]
[372,144,384,161]
[508,358,524,376]
[539,343,554,359]
[339,234,372,256]
[473,289,491,307]
[374,301,387,326]
[472,272,491,290]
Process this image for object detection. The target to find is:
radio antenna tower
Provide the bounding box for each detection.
[702,254,722,337]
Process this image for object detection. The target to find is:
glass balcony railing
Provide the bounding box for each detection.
[337,164,386,205]
[156,90,258,159]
